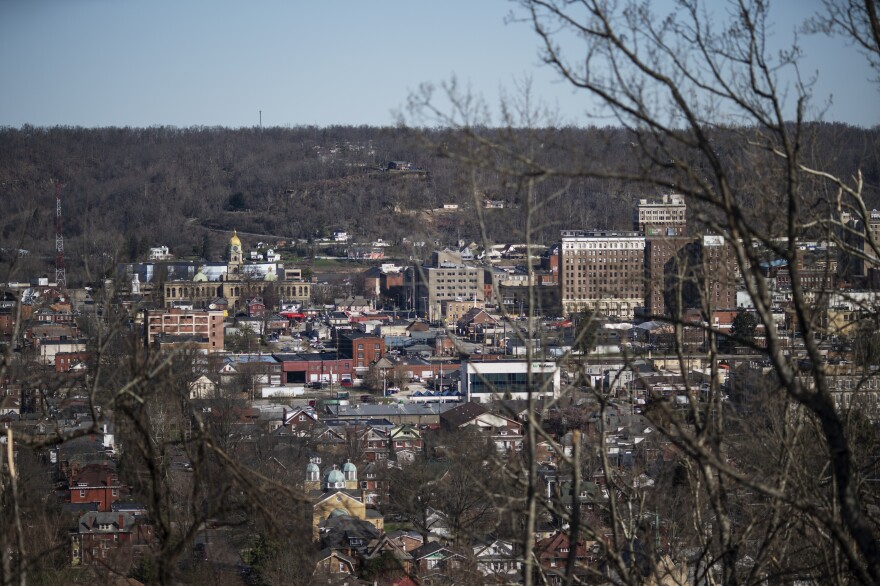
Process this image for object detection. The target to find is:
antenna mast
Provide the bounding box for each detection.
[55,181,66,289]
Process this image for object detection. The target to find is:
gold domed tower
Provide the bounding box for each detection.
[227,229,243,274]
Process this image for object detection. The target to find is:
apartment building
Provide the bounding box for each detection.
[144,308,225,349]
[560,230,646,319]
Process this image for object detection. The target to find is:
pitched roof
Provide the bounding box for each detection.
[440,401,488,428]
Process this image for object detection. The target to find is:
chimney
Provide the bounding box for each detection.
[118,514,124,530]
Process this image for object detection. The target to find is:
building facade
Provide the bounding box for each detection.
[161,231,311,312]
[667,235,739,316]
[560,230,646,319]
[144,308,225,349]
[337,331,386,371]
[645,235,692,318]
[405,251,486,322]
[634,194,687,234]
[460,359,561,403]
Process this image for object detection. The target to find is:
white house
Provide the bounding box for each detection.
[189,374,217,400]
[149,246,173,260]
[473,539,521,579]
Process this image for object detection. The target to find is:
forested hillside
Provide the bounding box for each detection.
[1,123,877,285]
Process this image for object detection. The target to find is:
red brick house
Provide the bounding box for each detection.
[534,531,596,577]
[358,461,389,505]
[68,463,126,512]
[55,350,90,373]
[357,426,390,462]
[247,297,266,318]
[282,406,319,437]
[71,511,153,568]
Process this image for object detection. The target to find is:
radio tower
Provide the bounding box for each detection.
[55,181,66,289]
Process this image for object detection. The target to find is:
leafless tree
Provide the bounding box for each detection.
[401,1,880,584]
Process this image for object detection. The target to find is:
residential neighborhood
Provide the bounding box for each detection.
[2,183,880,584]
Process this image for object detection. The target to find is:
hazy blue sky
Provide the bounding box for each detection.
[1,0,877,128]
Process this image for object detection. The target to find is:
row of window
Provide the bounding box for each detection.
[563,241,644,249]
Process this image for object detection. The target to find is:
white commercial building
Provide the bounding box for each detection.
[460,359,561,404]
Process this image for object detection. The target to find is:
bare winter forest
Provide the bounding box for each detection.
[0,123,877,285]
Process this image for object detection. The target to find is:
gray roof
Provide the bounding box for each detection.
[329,403,458,419]
[77,511,136,533]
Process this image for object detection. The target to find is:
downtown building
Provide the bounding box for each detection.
[560,230,646,320]
[637,194,690,318]
[404,249,486,322]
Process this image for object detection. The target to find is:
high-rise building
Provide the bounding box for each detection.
[560,230,645,319]
[839,209,880,281]
[666,235,738,316]
[637,194,688,318]
[645,236,692,317]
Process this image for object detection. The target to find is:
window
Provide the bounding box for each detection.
[79,490,86,498]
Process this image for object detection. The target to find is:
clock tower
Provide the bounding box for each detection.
[227,229,243,277]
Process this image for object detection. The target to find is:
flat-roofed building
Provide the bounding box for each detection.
[634,194,686,235]
[405,250,486,322]
[645,236,691,318]
[144,308,225,350]
[560,230,646,319]
[461,359,560,404]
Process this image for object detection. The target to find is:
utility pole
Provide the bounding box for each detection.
[54,181,66,289]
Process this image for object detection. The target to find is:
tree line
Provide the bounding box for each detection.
[0,123,877,285]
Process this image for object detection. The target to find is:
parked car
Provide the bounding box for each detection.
[386,387,400,396]
[341,379,353,387]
